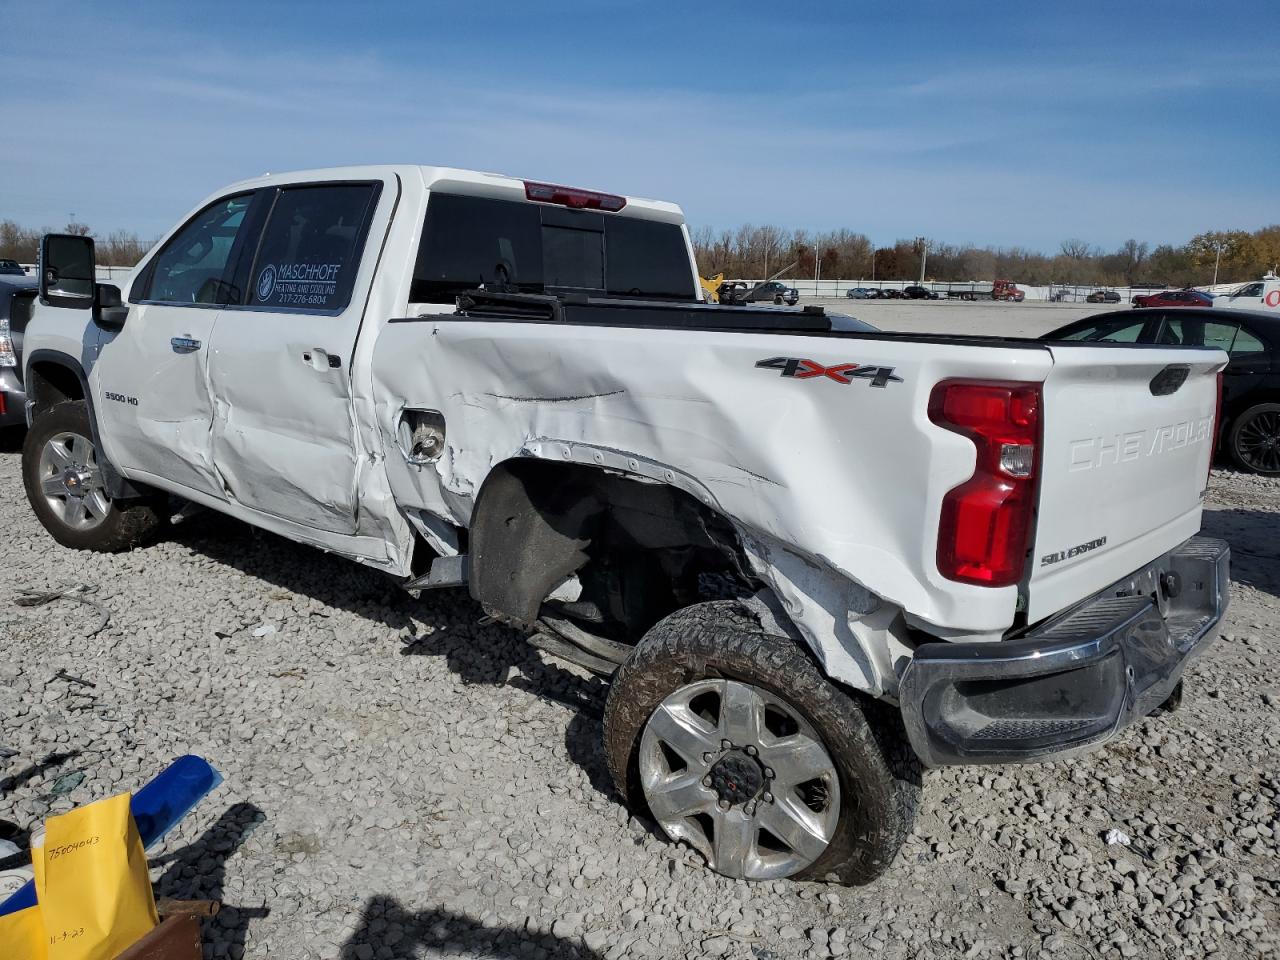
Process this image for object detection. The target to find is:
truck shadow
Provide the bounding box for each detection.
[0,426,23,453]
[1200,506,1280,600]
[338,896,604,959]
[150,802,269,958]
[167,511,626,803]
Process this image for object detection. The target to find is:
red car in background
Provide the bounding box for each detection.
[1131,289,1215,308]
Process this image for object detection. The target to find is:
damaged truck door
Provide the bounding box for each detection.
[204,180,388,534]
[98,193,256,501]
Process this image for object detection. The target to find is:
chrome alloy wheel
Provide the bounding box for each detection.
[637,678,840,880]
[37,431,110,531]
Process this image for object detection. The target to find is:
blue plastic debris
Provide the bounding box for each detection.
[0,755,222,918]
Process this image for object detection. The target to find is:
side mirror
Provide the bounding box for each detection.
[95,283,128,331]
[39,234,96,309]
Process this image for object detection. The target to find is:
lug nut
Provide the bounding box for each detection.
[744,802,757,816]
[762,792,774,804]
[701,775,713,787]
[763,767,775,780]
[703,752,714,764]
[720,739,732,750]
[718,799,731,811]
[744,745,758,757]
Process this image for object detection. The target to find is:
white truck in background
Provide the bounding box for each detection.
[1214,272,1280,312]
[20,165,1229,885]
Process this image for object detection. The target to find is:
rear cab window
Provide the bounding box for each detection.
[410,193,696,304]
[247,183,382,313]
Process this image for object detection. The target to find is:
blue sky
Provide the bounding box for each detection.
[3,0,1277,252]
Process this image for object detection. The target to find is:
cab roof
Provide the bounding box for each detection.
[220,164,686,224]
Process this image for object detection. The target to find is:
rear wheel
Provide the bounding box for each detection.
[22,401,162,551]
[1229,403,1280,475]
[603,601,920,884]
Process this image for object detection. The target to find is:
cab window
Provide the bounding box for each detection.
[1232,283,1264,299]
[1159,318,1237,349]
[1058,318,1145,342]
[1231,328,1266,354]
[141,195,253,305]
[248,183,381,312]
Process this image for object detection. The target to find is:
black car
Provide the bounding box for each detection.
[1086,289,1121,304]
[0,259,27,277]
[901,285,936,300]
[1042,307,1280,474]
[717,279,799,306]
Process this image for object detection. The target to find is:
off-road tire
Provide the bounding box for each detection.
[22,401,162,551]
[603,600,922,884]
[1228,402,1280,475]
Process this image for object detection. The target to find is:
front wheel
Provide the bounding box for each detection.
[22,401,162,551]
[1228,403,1280,475]
[603,601,921,884]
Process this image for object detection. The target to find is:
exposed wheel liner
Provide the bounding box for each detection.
[22,401,162,552]
[603,600,921,885]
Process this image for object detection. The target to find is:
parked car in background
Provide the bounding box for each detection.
[901,285,937,300]
[1042,307,1280,474]
[1131,289,1214,308]
[845,287,879,299]
[1214,273,1280,313]
[0,274,38,429]
[1086,290,1121,304]
[0,259,28,276]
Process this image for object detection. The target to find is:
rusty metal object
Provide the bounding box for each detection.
[116,915,202,960]
[155,897,221,918]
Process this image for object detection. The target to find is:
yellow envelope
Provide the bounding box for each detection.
[0,905,49,960]
[35,793,158,960]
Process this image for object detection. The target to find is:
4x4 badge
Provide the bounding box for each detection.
[755,357,903,387]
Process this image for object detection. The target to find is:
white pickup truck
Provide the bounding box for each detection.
[21,166,1229,885]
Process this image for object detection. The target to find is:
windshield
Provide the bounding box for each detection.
[411,193,696,303]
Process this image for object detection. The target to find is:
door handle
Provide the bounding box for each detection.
[302,350,342,371]
[170,336,202,353]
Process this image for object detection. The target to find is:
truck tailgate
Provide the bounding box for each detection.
[1027,344,1225,624]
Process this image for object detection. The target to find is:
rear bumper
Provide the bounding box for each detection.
[898,535,1229,766]
[0,368,25,428]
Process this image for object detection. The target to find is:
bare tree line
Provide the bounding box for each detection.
[3,214,1278,289]
[692,224,1280,288]
[0,220,154,267]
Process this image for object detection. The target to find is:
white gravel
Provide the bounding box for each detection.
[1,439,1278,959]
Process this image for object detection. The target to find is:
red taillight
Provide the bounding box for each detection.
[0,393,6,416]
[929,380,1042,587]
[524,180,627,212]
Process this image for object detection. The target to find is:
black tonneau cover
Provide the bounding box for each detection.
[452,290,833,333]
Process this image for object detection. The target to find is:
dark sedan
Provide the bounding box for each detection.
[1043,307,1280,474]
[1086,289,1121,304]
[1131,289,1214,308]
[0,275,37,429]
[901,285,937,300]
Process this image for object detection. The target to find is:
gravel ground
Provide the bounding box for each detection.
[1,414,1278,957]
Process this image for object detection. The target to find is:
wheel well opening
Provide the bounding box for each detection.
[28,361,86,416]
[468,458,754,642]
